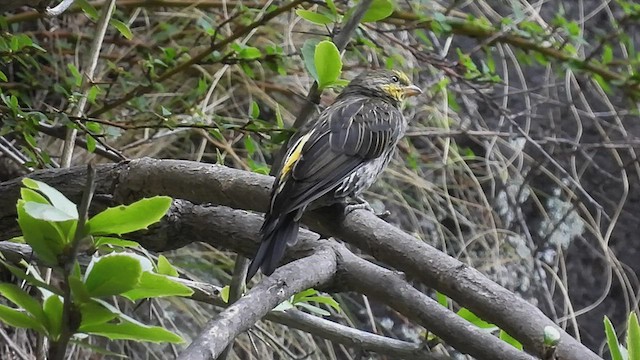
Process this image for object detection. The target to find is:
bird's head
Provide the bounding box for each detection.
[343,69,422,104]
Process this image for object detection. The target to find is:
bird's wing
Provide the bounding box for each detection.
[269,97,404,215]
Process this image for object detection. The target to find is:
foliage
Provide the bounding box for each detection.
[605,313,640,360]
[1,179,188,356]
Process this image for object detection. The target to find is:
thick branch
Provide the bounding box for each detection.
[0,158,600,359]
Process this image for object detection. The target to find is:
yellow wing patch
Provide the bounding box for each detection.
[279,130,314,182]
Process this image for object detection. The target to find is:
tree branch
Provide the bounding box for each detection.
[0,158,601,359]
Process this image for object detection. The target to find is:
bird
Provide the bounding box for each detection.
[246,69,422,280]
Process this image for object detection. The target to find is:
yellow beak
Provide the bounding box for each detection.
[403,84,423,97]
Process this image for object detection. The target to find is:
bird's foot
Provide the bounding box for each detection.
[343,197,390,219]
[344,201,375,215]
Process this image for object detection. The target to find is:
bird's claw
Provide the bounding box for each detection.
[344,201,375,215]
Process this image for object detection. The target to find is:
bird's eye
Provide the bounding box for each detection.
[391,75,399,83]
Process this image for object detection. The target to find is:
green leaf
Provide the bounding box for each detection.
[361,0,394,23]
[69,275,91,304]
[326,0,337,15]
[79,300,118,327]
[0,283,46,324]
[244,136,257,155]
[0,304,44,332]
[602,45,613,64]
[628,313,640,360]
[0,70,7,82]
[81,319,183,343]
[67,63,83,87]
[84,254,142,297]
[250,100,260,119]
[110,19,133,40]
[499,329,523,350]
[296,302,330,316]
[156,255,179,277]
[238,46,262,60]
[94,237,140,249]
[436,291,449,307]
[22,178,78,220]
[121,272,193,301]
[17,200,67,266]
[457,308,495,329]
[43,295,63,340]
[604,316,624,360]
[220,285,230,303]
[314,40,342,89]
[296,9,334,25]
[301,39,321,82]
[76,0,99,20]
[87,196,172,235]
[23,202,78,222]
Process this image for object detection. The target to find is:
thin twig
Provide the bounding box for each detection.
[59,0,116,167]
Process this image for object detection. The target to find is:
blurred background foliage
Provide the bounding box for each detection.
[1,0,640,358]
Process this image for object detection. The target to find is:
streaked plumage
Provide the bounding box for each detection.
[247,69,421,280]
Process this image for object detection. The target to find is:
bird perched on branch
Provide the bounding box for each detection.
[247,69,422,280]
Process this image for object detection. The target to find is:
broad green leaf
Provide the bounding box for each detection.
[314,40,342,89]
[22,178,78,220]
[361,0,394,23]
[0,70,7,82]
[628,313,640,360]
[0,283,46,324]
[81,319,183,343]
[21,187,48,204]
[43,295,63,340]
[94,237,140,249]
[17,200,66,266]
[604,316,624,360]
[457,308,495,329]
[23,202,78,222]
[79,300,118,327]
[156,255,179,277]
[87,196,172,236]
[296,9,333,25]
[301,39,321,82]
[0,305,44,332]
[84,254,142,297]
[110,19,133,40]
[499,329,523,350]
[121,272,193,301]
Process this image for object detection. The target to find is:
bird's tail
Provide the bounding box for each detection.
[246,212,299,281]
